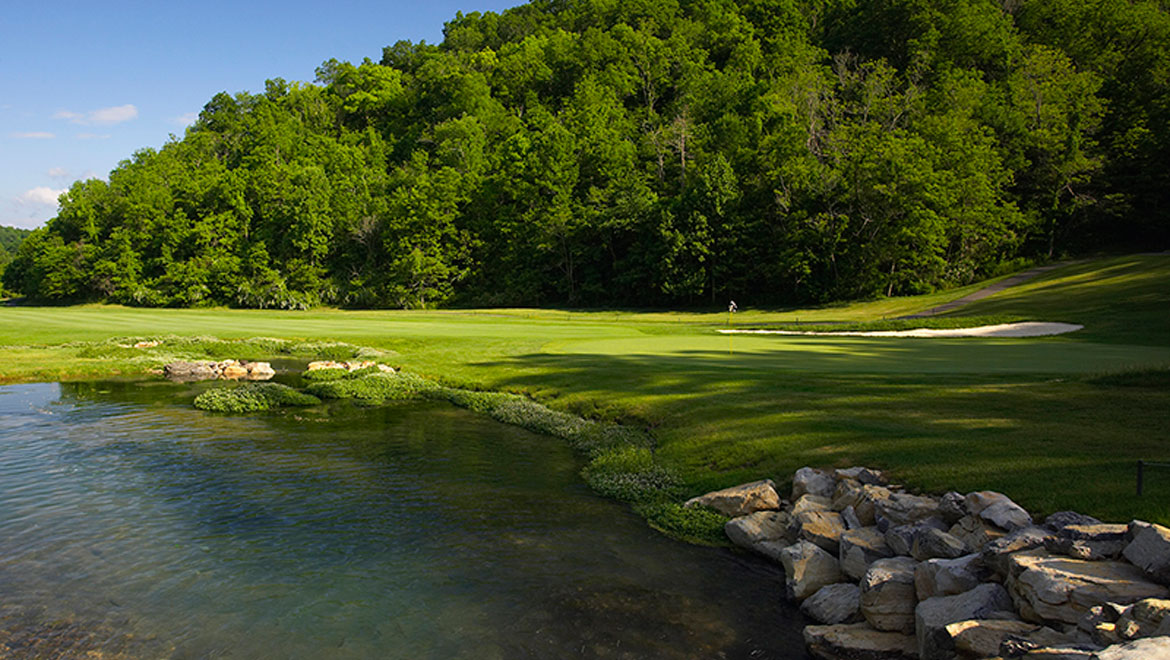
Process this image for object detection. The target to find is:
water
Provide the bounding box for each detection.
[0,381,807,659]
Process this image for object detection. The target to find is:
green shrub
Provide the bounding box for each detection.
[305,372,440,401]
[637,502,730,546]
[302,367,350,382]
[581,446,680,503]
[194,382,321,413]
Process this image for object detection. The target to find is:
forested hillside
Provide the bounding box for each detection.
[5,0,1168,308]
[0,225,32,282]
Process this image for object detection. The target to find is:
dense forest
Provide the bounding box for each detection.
[0,225,32,283]
[5,0,1169,308]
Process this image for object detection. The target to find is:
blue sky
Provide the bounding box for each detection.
[1,0,522,229]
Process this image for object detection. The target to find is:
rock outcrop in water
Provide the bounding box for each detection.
[163,359,275,382]
[688,467,1170,659]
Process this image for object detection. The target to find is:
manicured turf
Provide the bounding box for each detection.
[1,254,1168,526]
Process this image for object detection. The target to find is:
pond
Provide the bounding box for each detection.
[0,380,807,659]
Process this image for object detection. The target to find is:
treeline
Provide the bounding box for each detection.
[0,225,31,290]
[5,0,1169,308]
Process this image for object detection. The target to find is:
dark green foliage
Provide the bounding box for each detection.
[301,367,351,382]
[194,382,321,412]
[636,502,731,546]
[580,446,681,503]
[6,2,1165,307]
[305,372,440,400]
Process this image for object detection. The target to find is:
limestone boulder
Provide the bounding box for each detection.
[835,467,887,486]
[794,494,835,516]
[793,467,837,500]
[832,480,865,514]
[980,499,1034,533]
[163,360,216,381]
[914,553,988,601]
[725,510,792,550]
[911,528,968,561]
[886,518,949,557]
[1095,636,1170,660]
[965,491,1013,515]
[221,364,248,379]
[801,583,862,625]
[1046,524,1128,561]
[780,540,846,601]
[938,491,968,525]
[915,583,1015,660]
[983,526,1056,578]
[943,618,1049,659]
[246,361,276,379]
[1112,597,1170,641]
[841,505,863,531]
[798,511,848,555]
[684,479,781,517]
[1044,511,1102,532]
[860,557,919,634]
[951,515,1007,554]
[840,527,895,581]
[1122,521,1170,585]
[1005,550,1170,625]
[875,491,941,527]
[802,623,917,660]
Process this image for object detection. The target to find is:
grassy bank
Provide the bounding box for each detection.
[1,254,1168,527]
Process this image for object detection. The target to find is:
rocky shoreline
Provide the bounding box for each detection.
[686,468,1170,659]
[162,359,275,381]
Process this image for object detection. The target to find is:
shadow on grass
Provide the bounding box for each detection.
[474,349,1170,526]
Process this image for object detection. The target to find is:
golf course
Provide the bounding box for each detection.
[1,253,1167,530]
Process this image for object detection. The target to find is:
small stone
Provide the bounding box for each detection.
[793,467,837,500]
[802,623,917,660]
[911,528,968,561]
[801,583,862,625]
[860,557,919,634]
[915,583,1015,660]
[840,526,895,581]
[938,491,968,525]
[724,510,792,550]
[1122,521,1170,585]
[841,505,863,530]
[780,540,845,601]
[684,479,781,517]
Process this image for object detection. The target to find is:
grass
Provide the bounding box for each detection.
[1,254,1168,529]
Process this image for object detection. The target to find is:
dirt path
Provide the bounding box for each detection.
[899,261,1076,319]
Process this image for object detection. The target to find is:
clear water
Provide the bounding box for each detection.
[0,381,807,659]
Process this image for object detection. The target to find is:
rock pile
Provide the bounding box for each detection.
[163,360,276,382]
[687,467,1170,659]
[306,360,395,373]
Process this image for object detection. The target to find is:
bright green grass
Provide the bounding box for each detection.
[1,254,1168,525]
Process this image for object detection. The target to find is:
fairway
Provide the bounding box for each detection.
[1,254,1168,527]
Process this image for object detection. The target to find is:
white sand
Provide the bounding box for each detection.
[718,321,1084,338]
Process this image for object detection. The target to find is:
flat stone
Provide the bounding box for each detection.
[914,553,987,601]
[983,526,1057,577]
[725,510,792,550]
[798,511,848,555]
[1006,550,1170,625]
[794,467,838,500]
[684,479,781,517]
[780,540,846,601]
[860,557,919,634]
[1045,511,1103,532]
[1048,524,1129,561]
[1123,521,1170,585]
[801,583,862,625]
[915,583,1015,660]
[1095,636,1170,660]
[802,623,917,660]
[887,519,949,557]
[911,528,968,561]
[945,618,1041,659]
[840,527,894,581]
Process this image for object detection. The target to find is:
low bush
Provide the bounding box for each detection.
[305,372,441,401]
[636,502,730,546]
[194,382,321,413]
[581,446,680,504]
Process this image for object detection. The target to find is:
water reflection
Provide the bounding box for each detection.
[0,381,806,659]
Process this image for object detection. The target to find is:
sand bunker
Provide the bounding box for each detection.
[718,321,1084,338]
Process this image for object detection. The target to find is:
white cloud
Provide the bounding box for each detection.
[76,133,111,140]
[48,167,69,178]
[18,186,67,206]
[54,104,138,125]
[172,112,198,126]
[9,131,55,139]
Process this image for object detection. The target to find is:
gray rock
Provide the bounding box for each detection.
[841,505,863,531]
[801,583,862,625]
[938,491,968,525]
[684,479,781,517]
[951,514,1008,554]
[1112,597,1170,641]
[1122,521,1170,585]
[1005,550,1170,625]
[861,557,919,634]
[915,553,988,600]
[886,518,949,557]
[981,499,1034,532]
[875,491,941,527]
[1045,511,1103,532]
[793,467,837,500]
[834,467,887,486]
[1047,524,1129,561]
[943,618,1045,659]
[911,528,968,561]
[163,360,217,381]
[1095,636,1170,660]
[966,490,1013,515]
[797,510,848,555]
[793,493,834,516]
[802,623,918,660]
[915,583,1015,660]
[840,526,895,581]
[780,540,846,601]
[983,526,1057,577]
[725,510,792,550]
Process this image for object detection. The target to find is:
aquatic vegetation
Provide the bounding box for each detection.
[194,382,321,413]
[305,372,440,401]
[636,502,731,547]
[581,446,680,504]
